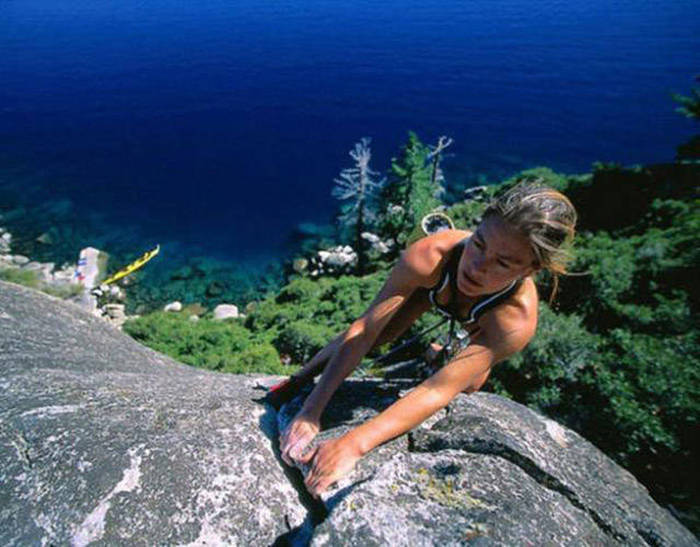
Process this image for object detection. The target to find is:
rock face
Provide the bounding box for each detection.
[1,280,697,546]
[0,281,306,545]
[278,386,698,546]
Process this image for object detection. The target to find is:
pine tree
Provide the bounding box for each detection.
[332,138,384,274]
[428,135,453,200]
[673,78,700,162]
[377,132,445,254]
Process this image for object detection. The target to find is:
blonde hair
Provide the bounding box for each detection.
[483,181,577,300]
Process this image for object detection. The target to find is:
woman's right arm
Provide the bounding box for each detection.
[279,237,442,464]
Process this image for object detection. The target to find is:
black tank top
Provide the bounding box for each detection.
[428,237,521,325]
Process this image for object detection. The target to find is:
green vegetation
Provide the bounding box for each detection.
[0,267,42,288]
[123,312,287,374]
[0,267,83,299]
[378,132,443,256]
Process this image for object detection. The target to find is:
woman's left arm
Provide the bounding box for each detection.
[302,309,534,497]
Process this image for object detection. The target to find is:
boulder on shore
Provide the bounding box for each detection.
[213,303,239,320]
[0,280,696,546]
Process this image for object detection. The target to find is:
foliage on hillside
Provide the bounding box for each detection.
[377,132,443,257]
[123,312,287,374]
[487,162,699,526]
[0,267,83,299]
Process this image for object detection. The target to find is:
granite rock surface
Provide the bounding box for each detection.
[0,280,306,546]
[278,377,698,546]
[1,280,697,546]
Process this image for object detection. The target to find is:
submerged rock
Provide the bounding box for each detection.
[293,257,309,274]
[205,280,225,297]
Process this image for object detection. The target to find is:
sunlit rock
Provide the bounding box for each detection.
[213,303,239,320]
[163,301,182,312]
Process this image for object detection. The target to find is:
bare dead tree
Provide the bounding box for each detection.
[428,136,453,198]
[332,138,384,274]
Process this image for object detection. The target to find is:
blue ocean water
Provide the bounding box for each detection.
[1,0,698,264]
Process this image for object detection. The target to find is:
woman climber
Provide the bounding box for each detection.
[273,182,577,497]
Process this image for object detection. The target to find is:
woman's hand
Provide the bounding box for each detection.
[279,412,320,466]
[301,434,363,498]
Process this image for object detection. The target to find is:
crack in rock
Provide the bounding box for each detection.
[260,400,327,546]
[1,423,35,469]
[408,433,626,543]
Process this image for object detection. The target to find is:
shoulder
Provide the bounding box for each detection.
[477,277,539,361]
[400,229,472,285]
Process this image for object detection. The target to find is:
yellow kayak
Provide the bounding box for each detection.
[102,244,160,286]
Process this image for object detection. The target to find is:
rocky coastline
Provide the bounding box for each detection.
[0,214,395,329]
[0,219,135,328]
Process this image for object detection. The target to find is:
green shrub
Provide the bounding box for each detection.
[0,268,83,299]
[557,231,637,329]
[0,268,41,288]
[444,200,487,231]
[500,166,575,193]
[221,343,292,375]
[591,330,699,459]
[275,276,326,304]
[274,321,335,364]
[41,283,84,299]
[123,273,388,372]
[124,312,264,371]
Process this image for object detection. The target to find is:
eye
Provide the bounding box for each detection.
[473,239,484,250]
[498,260,510,268]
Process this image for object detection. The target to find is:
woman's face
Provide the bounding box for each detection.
[457,214,537,297]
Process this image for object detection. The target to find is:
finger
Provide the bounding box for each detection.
[281,447,292,466]
[290,433,315,462]
[313,476,334,496]
[279,427,300,459]
[305,470,330,497]
[298,445,318,464]
[279,427,290,446]
[281,437,299,465]
[304,469,316,491]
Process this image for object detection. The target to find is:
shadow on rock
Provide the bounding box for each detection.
[256,397,327,546]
